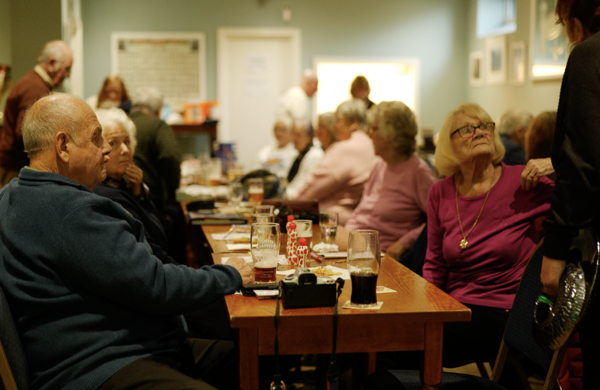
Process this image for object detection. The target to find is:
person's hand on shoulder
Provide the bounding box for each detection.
[225,257,254,284]
[521,158,554,191]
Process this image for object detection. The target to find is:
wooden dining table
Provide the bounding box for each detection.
[203,224,471,390]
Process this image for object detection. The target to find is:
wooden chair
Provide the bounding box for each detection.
[0,284,29,390]
[364,239,567,390]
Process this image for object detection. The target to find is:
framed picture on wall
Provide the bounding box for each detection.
[485,35,507,85]
[469,51,484,87]
[509,41,526,85]
[529,0,569,80]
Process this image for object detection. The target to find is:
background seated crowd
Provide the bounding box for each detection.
[0,13,592,385]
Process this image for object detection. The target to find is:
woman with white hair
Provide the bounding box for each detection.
[93,108,173,265]
[291,99,377,224]
[423,102,554,367]
[339,101,436,259]
[253,117,298,179]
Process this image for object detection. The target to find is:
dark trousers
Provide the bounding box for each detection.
[580,301,600,390]
[377,304,509,370]
[97,339,239,390]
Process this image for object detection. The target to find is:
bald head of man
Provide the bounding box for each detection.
[23,93,111,190]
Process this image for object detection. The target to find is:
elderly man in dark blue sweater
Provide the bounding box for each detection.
[0,94,253,390]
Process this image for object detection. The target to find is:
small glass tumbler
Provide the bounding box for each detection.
[319,211,339,245]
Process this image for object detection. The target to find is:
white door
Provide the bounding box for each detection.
[217,28,300,169]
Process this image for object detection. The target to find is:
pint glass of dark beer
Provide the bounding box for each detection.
[348,229,380,308]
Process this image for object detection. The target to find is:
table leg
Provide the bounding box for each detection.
[351,352,376,390]
[239,328,259,390]
[421,321,443,390]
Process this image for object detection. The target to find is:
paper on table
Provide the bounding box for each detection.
[320,252,347,258]
[276,265,350,280]
[221,254,287,265]
[341,300,383,310]
[226,243,251,251]
[211,232,250,240]
[376,286,397,294]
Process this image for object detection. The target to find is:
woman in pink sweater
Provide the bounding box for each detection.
[423,102,554,367]
[340,101,436,259]
[291,99,377,225]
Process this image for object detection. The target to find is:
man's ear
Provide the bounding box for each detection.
[55,132,70,163]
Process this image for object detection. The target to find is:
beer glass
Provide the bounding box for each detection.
[248,178,264,206]
[252,205,274,223]
[251,223,280,283]
[207,158,222,187]
[347,229,380,308]
[294,219,313,249]
[319,211,338,244]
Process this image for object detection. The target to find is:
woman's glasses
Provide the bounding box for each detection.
[451,122,495,139]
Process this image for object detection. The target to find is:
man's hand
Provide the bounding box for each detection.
[386,240,406,261]
[225,257,254,285]
[541,256,566,297]
[521,158,554,191]
[125,162,144,196]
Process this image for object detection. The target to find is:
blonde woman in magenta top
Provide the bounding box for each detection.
[423,102,554,367]
[339,101,437,260]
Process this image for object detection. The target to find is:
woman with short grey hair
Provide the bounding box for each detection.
[315,112,337,151]
[340,101,437,259]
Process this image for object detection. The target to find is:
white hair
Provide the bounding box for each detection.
[130,87,164,115]
[497,108,533,137]
[37,40,70,66]
[94,108,137,153]
[336,99,367,131]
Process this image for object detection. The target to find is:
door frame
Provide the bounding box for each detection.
[217,27,301,142]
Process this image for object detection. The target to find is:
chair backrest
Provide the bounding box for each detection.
[0,284,29,390]
[492,239,566,389]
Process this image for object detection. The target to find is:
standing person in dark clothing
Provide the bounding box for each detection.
[521,1,600,388]
[0,40,72,187]
[129,87,182,210]
[129,87,186,262]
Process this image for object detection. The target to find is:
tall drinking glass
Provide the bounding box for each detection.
[347,229,380,308]
[251,223,280,283]
[319,211,339,244]
[253,205,274,223]
[248,178,264,206]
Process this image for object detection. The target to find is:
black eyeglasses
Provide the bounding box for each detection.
[451,122,495,139]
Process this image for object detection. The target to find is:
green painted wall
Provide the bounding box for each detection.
[8,0,62,81]
[465,0,562,120]
[0,0,11,65]
[81,0,469,132]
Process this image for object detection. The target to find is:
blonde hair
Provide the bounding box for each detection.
[434,102,505,177]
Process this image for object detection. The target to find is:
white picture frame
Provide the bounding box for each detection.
[469,51,484,87]
[509,41,526,85]
[485,35,507,85]
[529,0,569,80]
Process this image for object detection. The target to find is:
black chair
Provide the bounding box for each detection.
[0,284,29,390]
[365,239,566,390]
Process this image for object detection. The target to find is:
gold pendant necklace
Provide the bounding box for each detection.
[455,180,491,250]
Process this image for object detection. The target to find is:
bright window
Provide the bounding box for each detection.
[314,58,419,118]
[477,0,517,38]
